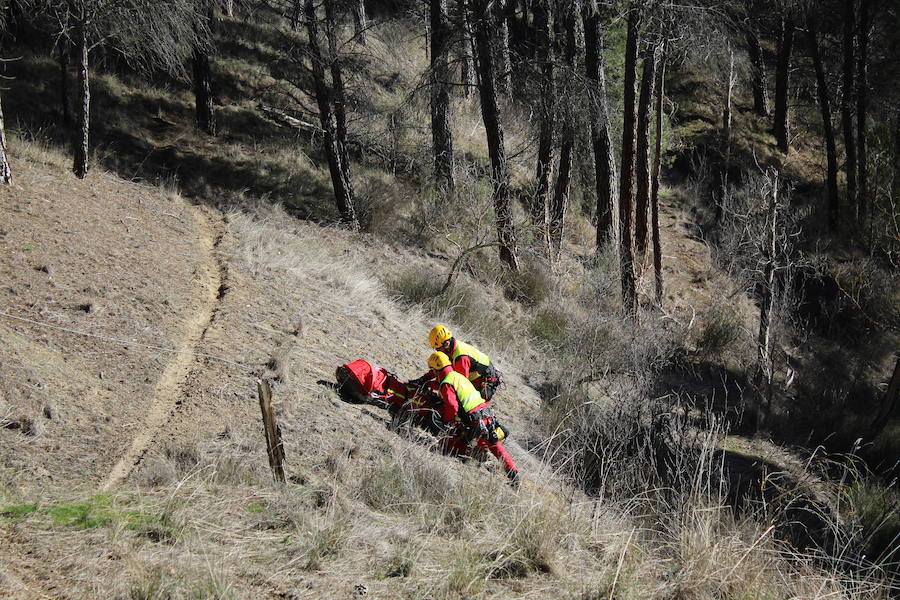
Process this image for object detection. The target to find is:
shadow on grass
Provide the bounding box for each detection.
[4,50,342,221]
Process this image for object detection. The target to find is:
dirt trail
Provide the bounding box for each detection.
[100,206,224,491]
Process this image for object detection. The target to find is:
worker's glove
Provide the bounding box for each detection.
[408,375,429,388]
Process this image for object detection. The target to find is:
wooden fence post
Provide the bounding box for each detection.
[257,378,286,484]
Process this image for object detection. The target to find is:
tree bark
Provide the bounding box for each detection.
[0,91,11,185]
[73,12,90,179]
[746,20,769,117]
[495,0,512,97]
[651,47,666,305]
[635,46,658,257]
[430,0,454,188]
[58,40,72,126]
[619,3,641,315]
[583,1,617,248]
[459,0,477,97]
[715,44,735,225]
[533,0,554,258]
[857,0,869,222]
[773,14,793,154]
[305,0,358,229]
[324,0,353,190]
[352,0,367,44]
[757,169,779,426]
[550,2,578,260]
[807,16,839,228]
[192,9,216,136]
[471,0,518,270]
[842,0,857,216]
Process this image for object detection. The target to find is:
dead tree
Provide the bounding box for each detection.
[430,0,454,188]
[807,14,839,228]
[619,2,642,315]
[757,168,779,426]
[471,0,519,270]
[305,0,358,229]
[773,13,793,154]
[583,0,617,248]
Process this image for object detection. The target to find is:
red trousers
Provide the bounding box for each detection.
[441,431,518,475]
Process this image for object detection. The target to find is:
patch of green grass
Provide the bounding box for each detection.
[1,503,38,522]
[47,494,118,529]
[244,503,266,514]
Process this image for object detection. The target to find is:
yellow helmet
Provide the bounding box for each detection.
[429,324,453,349]
[428,351,452,371]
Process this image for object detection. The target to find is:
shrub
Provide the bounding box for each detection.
[693,303,742,360]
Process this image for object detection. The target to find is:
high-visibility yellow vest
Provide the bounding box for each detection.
[451,341,491,381]
[441,370,484,415]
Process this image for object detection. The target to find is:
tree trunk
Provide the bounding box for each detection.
[715,44,735,225]
[459,1,477,97]
[842,0,857,217]
[635,46,658,258]
[495,0,512,97]
[430,0,454,189]
[746,21,769,117]
[471,0,518,270]
[807,16,840,228]
[352,0,367,43]
[550,3,577,260]
[757,169,779,426]
[192,11,216,136]
[651,46,666,305]
[773,14,793,154]
[58,40,72,126]
[291,0,301,30]
[533,0,553,258]
[619,3,641,315]
[324,0,353,190]
[305,0,358,229]
[583,1,617,248]
[73,14,90,179]
[0,91,11,185]
[857,0,869,222]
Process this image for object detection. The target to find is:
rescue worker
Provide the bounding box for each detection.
[427,351,520,485]
[427,324,503,401]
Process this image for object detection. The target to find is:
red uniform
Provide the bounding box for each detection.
[436,366,518,477]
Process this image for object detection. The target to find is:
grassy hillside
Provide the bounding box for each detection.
[0,5,897,599]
